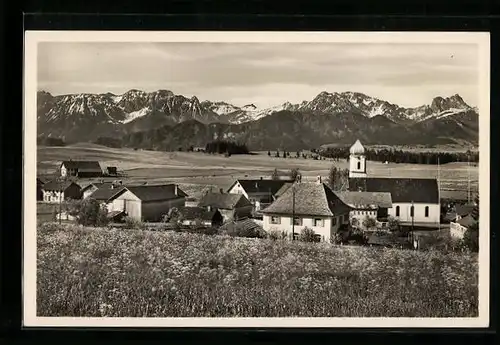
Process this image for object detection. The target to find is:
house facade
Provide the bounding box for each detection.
[177,206,223,227]
[41,181,82,203]
[60,160,103,178]
[198,191,253,223]
[450,214,476,239]
[347,140,441,227]
[261,181,351,242]
[337,191,392,229]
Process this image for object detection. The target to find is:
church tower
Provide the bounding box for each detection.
[349,139,367,178]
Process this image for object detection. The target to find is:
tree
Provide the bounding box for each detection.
[387,216,400,232]
[327,165,337,190]
[268,151,271,156]
[463,195,479,252]
[362,215,377,231]
[289,168,299,181]
[74,198,109,227]
[271,168,280,180]
[299,227,317,242]
[275,150,280,158]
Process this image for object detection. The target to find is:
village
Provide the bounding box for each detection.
[36,139,479,251]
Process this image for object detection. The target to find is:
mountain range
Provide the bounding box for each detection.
[37,89,479,151]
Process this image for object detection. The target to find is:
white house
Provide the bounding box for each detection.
[336,191,393,229]
[450,214,476,239]
[261,180,351,242]
[41,180,82,203]
[347,140,441,227]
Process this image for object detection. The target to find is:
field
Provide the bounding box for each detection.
[37,144,479,199]
[37,223,478,317]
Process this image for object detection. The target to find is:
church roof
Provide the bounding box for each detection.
[350,139,365,155]
[348,177,439,204]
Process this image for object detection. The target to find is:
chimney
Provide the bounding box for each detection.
[174,184,178,195]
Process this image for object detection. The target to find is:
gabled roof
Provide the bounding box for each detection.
[262,183,351,217]
[81,182,110,192]
[61,160,102,172]
[42,180,81,191]
[126,184,188,202]
[89,185,126,201]
[219,218,264,233]
[457,214,476,228]
[337,191,393,209]
[348,177,439,204]
[275,183,293,198]
[177,206,220,221]
[228,179,294,195]
[198,192,251,210]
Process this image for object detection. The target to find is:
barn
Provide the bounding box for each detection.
[105,184,188,222]
[60,160,103,178]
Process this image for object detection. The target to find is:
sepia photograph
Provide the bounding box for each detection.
[23,31,490,328]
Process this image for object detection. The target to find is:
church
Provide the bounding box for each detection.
[346,140,441,227]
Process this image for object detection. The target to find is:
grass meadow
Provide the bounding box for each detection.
[37,223,478,318]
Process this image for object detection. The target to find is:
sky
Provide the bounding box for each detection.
[37,42,479,109]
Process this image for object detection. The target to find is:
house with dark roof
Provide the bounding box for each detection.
[198,191,253,223]
[81,182,116,199]
[226,178,295,212]
[347,140,441,227]
[41,180,82,203]
[98,184,188,222]
[177,206,223,227]
[261,181,351,242]
[60,160,103,178]
[337,191,393,229]
[37,177,47,201]
[450,214,476,239]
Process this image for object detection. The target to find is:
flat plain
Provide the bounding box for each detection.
[37,144,479,199]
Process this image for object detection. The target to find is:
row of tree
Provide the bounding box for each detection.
[37,136,66,147]
[204,140,250,155]
[320,147,479,165]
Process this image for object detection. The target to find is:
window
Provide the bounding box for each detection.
[292,217,302,226]
[395,206,400,217]
[332,217,337,226]
[314,218,324,227]
[357,161,361,170]
[425,206,429,218]
[410,206,415,217]
[270,216,281,224]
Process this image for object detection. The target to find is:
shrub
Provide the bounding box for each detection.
[463,223,479,252]
[387,216,400,232]
[330,232,343,245]
[267,229,287,241]
[362,216,377,230]
[73,198,109,227]
[123,216,144,230]
[299,227,317,243]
